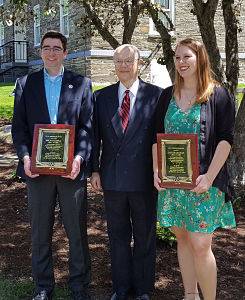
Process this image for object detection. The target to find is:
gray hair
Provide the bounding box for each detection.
[113,44,140,60]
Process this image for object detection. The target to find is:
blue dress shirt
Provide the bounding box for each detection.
[44,68,63,124]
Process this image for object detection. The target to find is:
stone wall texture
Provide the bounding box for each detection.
[1,0,245,83]
[174,0,245,81]
[89,0,245,83]
[25,1,91,63]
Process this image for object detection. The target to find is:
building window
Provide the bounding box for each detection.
[33,4,41,46]
[60,0,69,37]
[0,21,4,56]
[149,0,175,36]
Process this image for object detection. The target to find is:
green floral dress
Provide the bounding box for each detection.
[157,98,236,233]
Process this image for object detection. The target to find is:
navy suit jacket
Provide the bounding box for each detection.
[92,79,163,192]
[12,68,93,180]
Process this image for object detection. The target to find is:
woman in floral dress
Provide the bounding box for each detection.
[152,38,236,300]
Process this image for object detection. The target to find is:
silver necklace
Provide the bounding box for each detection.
[180,93,197,106]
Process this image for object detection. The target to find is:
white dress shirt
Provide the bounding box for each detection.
[118,79,139,115]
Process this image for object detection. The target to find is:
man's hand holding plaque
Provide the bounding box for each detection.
[62,155,82,180]
[157,133,199,189]
[30,124,75,176]
[24,155,40,178]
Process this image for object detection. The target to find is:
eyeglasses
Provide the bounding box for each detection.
[41,46,64,54]
[114,59,138,66]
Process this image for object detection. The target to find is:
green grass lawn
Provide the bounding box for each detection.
[0,83,15,120]
[0,83,106,121]
[0,278,70,299]
[0,82,244,121]
[237,83,245,106]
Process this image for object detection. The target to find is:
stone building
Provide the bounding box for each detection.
[0,0,244,84]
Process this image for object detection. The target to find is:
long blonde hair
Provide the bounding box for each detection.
[174,38,216,103]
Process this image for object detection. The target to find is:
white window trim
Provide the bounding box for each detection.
[0,22,4,46]
[33,4,41,47]
[149,0,175,36]
[60,0,69,37]
[0,21,4,56]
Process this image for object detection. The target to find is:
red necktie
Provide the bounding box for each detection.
[120,90,130,131]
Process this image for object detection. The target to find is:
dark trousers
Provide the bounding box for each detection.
[26,176,91,294]
[104,190,157,296]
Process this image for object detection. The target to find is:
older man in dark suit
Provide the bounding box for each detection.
[91,44,163,300]
[12,31,93,300]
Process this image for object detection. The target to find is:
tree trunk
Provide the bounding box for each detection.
[122,0,141,44]
[228,92,245,198]
[222,0,239,95]
[191,0,225,84]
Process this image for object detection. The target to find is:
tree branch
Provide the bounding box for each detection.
[142,0,175,80]
[81,0,120,49]
[122,0,142,44]
[191,0,224,83]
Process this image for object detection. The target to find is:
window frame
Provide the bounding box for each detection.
[0,21,4,56]
[33,4,41,47]
[60,0,69,37]
[0,22,4,58]
[149,0,175,36]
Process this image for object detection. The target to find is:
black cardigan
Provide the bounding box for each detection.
[154,85,235,201]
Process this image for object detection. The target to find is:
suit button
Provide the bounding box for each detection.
[117,153,120,157]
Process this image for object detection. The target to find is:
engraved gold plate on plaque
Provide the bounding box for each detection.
[31,124,75,176]
[157,133,199,189]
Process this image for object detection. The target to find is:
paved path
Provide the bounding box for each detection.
[0,154,18,167]
[0,124,18,167]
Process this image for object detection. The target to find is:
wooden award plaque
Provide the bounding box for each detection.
[30,124,75,176]
[157,133,199,189]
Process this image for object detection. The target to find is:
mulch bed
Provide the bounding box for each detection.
[0,120,244,299]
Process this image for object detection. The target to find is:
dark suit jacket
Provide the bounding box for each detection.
[12,68,93,180]
[154,85,235,199]
[92,79,163,192]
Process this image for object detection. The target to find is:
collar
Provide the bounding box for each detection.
[119,78,139,99]
[44,66,64,81]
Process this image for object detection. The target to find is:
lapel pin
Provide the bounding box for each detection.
[68,84,73,89]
